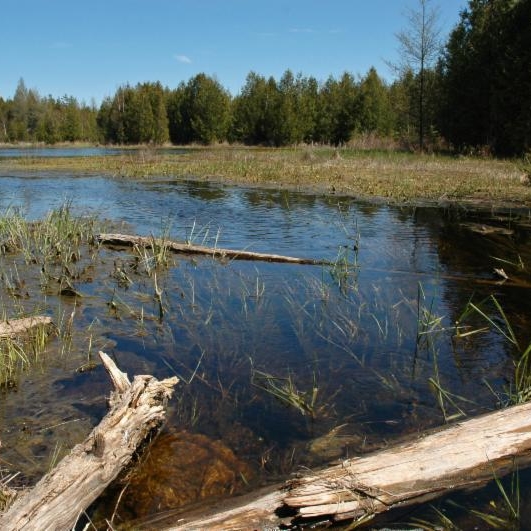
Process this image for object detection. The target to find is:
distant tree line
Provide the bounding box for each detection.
[0,0,529,156]
[0,79,98,144]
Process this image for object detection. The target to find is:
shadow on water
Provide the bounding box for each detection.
[1,173,531,528]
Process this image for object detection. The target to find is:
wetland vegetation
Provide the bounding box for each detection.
[0,171,531,528]
[1,0,531,526]
[2,145,530,208]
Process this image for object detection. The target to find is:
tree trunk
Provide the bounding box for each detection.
[97,233,328,265]
[0,351,178,531]
[169,401,531,529]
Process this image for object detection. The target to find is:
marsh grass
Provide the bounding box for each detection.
[0,203,106,384]
[329,244,359,294]
[3,146,530,205]
[251,366,320,418]
[0,320,52,386]
[457,294,531,405]
[409,283,473,422]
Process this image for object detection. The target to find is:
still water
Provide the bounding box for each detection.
[1,171,531,528]
[0,147,131,158]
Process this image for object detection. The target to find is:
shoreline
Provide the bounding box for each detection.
[1,145,530,211]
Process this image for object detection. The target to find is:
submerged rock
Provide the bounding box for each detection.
[116,430,253,519]
[307,424,367,461]
[460,222,514,236]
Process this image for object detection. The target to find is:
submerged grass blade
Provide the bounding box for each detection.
[466,300,518,347]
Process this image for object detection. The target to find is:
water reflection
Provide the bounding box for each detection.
[0,147,130,158]
[1,173,531,527]
[0,146,189,158]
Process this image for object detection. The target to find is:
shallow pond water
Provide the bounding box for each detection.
[1,171,531,528]
[0,146,187,159]
[0,147,132,158]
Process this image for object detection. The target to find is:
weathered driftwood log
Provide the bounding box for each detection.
[97,232,328,265]
[0,316,53,340]
[0,351,178,531]
[170,401,531,529]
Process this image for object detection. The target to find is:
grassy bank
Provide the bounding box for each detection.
[2,145,531,207]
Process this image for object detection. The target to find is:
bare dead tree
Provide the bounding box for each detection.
[393,0,442,151]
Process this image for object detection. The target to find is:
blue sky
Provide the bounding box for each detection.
[1,0,467,105]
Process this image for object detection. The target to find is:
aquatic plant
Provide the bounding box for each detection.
[411,467,521,530]
[0,318,53,386]
[457,294,531,406]
[251,366,320,418]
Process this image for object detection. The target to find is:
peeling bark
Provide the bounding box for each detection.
[170,402,531,529]
[0,351,178,531]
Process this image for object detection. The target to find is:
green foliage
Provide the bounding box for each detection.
[97,82,169,145]
[357,68,392,136]
[315,73,360,145]
[230,72,278,145]
[1,78,99,144]
[167,74,231,145]
[4,3,530,156]
[441,0,531,155]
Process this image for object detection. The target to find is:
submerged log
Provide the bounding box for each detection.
[97,232,328,265]
[170,401,531,529]
[0,316,54,340]
[0,351,178,531]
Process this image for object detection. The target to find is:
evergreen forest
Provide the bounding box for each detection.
[0,0,529,156]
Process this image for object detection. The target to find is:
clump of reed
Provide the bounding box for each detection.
[0,202,107,385]
[410,466,521,529]
[0,202,98,264]
[0,319,53,386]
[251,366,320,419]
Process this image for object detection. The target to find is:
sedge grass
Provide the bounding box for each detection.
[0,320,53,386]
[0,203,105,384]
[251,366,320,419]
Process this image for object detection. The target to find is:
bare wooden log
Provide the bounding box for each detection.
[0,316,53,340]
[97,232,328,265]
[164,488,285,531]
[170,401,531,529]
[0,351,178,531]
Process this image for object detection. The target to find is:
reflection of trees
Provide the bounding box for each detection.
[181,180,228,201]
[242,189,316,211]
[242,190,387,218]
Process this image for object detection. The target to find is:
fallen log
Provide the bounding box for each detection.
[97,232,328,265]
[169,401,531,529]
[0,316,54,340]
[0,351,178,531]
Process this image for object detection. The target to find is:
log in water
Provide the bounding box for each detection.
[97,232,329,265]
[170,401,531,529]
[0,352,178,531]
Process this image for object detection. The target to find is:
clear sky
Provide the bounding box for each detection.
[1,0,467,105]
